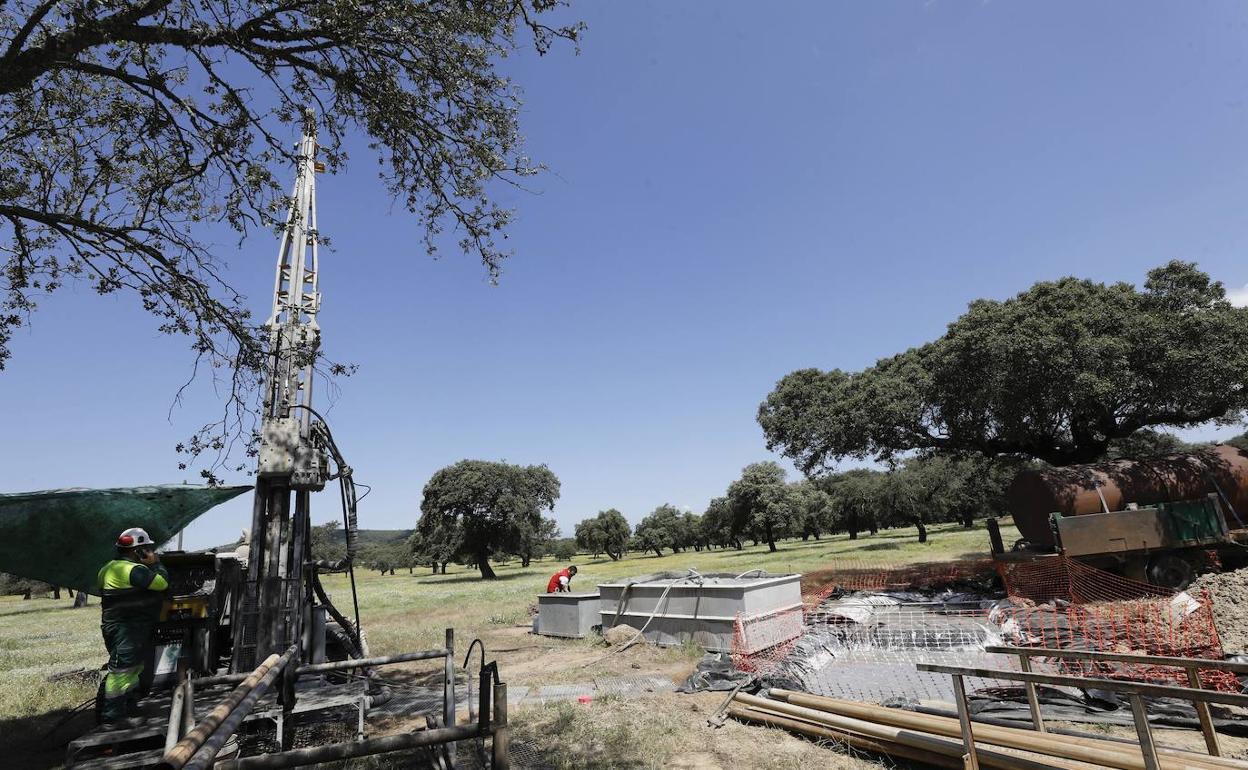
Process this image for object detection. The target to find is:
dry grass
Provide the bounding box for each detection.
[510,692,884,769]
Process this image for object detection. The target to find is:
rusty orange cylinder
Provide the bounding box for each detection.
[1007,444,1248,548]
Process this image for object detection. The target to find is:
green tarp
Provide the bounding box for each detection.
[0,484,252,593]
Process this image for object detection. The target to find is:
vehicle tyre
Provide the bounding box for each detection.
[1146,554,1194,590]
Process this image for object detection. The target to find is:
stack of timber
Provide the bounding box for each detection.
[728,689,1248,770]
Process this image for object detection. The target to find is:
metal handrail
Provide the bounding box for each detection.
[984,644,1236,755]
[917,662,1248,769]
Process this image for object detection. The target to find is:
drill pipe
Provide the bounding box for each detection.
[768,689,1243,770]
[727,705,962,769]
[158,645,297,770]
[181,644,299,770]
[216,724,485,769]
[192,648,448,687]
[733,693,1094,770]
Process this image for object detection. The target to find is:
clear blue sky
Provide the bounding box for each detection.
[4,1,1248,548]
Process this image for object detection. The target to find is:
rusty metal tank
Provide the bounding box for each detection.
[1007,444,1248,549]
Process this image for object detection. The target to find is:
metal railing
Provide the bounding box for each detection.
[916,659,1248,770]
[983,644,1248,756]
[170,628,502,769]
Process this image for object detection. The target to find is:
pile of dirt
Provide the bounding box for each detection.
[1191,567,1248,653]
[603,623,642,646]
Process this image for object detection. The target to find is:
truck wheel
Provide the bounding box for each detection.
[1146,554,1194,590]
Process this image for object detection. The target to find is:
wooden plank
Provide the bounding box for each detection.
[1016,655,1046,733]
[914,663,1248,708]
[984,646,1248,674]
[951,674,980,770]
[1187,666,1223,757]
[1129,694,1160,770]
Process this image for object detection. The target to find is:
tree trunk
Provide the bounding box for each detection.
[733,538,743,550]
[848,511,859,540]
[608,550,621,561]
[915,518,928,543]
[961,509,975,529]
[868,520,879,535]
[521,553,531,568]
[652,548,662,557]
[813,533,821,540]
[440,562,449,574]
[432,565,438,574]
[801,533,810,541]
[765,522,777,552]
[477,552,496,579]
[53,586,61,600]
[73,591,89,608]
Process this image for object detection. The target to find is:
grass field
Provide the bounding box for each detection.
[0,520,1016,769]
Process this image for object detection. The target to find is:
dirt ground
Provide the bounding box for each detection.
[1192,566,1248,654]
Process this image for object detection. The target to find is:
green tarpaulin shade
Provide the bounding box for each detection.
[0,484,252,594]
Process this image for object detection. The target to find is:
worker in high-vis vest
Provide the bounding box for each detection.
[95,527,169,726]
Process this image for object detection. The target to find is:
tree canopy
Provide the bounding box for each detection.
[0,0,580,471]
[574,509,630,560]
[632,504,684,557]
[417,459,559,579]
[725,461,792,552]
[760,262,1248,471]
[700,496,738,550]
[408,517,464,575]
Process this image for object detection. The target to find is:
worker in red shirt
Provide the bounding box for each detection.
[546,565,578,593]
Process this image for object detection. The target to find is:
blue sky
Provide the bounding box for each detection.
[5,1,1248,548]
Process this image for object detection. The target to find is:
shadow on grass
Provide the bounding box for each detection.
[0,601,87,619]
[0,703,97,770]
[422,570,533,586]
[854,541,902,551]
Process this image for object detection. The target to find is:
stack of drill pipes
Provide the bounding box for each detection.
[726,704,962,769]
[731,692,1093,770]
[765,690,1248,770]
[771,689,1248,770]
[158,645,297,770]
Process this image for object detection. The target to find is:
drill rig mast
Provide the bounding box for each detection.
[232,110,358,673]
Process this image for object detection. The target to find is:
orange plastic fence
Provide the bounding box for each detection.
[732,555,1237,691]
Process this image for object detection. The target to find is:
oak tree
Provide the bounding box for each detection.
[417,460,559,579]
[760,262,1248,471]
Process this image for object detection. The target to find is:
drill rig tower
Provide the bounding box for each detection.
[232,110,355,672]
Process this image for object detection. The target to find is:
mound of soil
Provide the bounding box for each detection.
[1191,567,1248,654]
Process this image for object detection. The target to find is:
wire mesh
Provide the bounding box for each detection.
[732,556,1237,705]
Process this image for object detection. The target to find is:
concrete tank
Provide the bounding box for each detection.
[536,592,601,638]
[1007,444,1248,549]
[597,571,803,653]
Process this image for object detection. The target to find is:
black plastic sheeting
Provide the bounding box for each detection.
[678,653,755,693]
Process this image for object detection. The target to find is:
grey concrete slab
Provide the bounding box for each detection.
[593,674,673,696]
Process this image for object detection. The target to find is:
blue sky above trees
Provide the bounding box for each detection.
[4,1,1248,547]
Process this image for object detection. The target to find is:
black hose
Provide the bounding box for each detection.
[313,573,362,655]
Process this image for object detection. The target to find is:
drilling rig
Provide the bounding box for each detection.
[65,112,510,770]
[229,109,362,676]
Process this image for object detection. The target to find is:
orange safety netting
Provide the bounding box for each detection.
[996,554,1236,690]
[799,558,997,611]
[732,554,1239,692]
